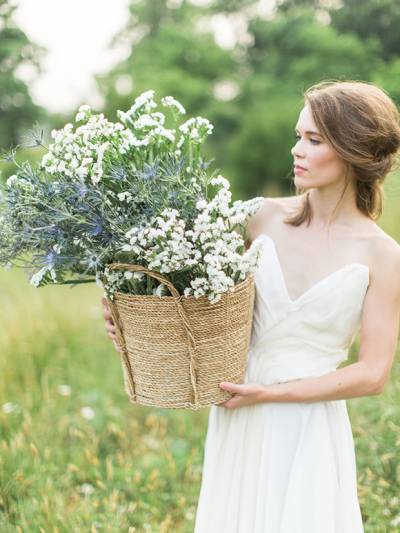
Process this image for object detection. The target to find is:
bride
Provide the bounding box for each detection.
[103,80,400,532]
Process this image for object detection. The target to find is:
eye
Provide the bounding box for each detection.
[309,138,320,145]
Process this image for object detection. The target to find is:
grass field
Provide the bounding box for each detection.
[1,177,399,532]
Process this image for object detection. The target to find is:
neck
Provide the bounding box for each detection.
[307,183,361,228]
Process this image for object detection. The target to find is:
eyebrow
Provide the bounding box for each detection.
[295,127,321,136]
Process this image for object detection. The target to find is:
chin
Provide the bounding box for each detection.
[294,175,312,189]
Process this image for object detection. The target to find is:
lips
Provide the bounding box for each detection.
[294,164,307,171]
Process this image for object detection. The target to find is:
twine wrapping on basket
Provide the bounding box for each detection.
[106,263,255,409]
[107,263,199,405]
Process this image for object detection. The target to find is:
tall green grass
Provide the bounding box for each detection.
[0,176,399,532]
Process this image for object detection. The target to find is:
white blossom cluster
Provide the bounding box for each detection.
[39,91,213,189]
[116,89,158,124]
[120,109,176,146]
[118,176,265,304]
[123,208,200,273]
[177,116,214,146]
[40,106,141,185]
[102,267,166,299]
[161,95,186,115]
[30,265,57,287]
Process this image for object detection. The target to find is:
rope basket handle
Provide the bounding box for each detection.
[106,263,199,405]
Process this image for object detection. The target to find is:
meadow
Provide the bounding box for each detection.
[1,175,400,532]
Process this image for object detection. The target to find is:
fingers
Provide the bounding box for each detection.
[102,298,114,322]
[101,297,121,352]
[105,320,116,335]
[113,339,122,353]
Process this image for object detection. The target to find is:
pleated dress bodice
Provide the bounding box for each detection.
[246,233,370,386]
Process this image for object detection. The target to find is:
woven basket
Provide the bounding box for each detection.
[106,263,255,409]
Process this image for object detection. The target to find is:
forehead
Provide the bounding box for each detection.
[295,105,320,133]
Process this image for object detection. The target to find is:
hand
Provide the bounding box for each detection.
[101,296,122,353]
[217,382,266,409]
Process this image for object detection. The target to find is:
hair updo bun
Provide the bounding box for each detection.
[286,80,400,227]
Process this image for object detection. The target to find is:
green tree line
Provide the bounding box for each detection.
[2,0,400,198]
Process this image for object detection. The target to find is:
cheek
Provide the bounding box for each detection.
[310,146,342,174]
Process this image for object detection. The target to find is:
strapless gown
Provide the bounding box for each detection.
[194,233,369,533]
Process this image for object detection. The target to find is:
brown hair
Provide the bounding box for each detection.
[284,80,400,227]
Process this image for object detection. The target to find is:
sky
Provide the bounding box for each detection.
[14,0,274,114]
[14,0,133,113]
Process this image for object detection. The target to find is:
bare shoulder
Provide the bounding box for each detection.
[368,226,400,294]
[246,194,304,242]
[369,226,400,262]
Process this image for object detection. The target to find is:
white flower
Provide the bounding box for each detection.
[80,483,95,496]
[6,174,18,187]
[80,406,95,420]
[133,114,160,129]
[153,283,167,297]
[75,104,91,122]
[124,271,133,280]
[2,402,17,414]
[117,191,132,202]
[390,515,400,527]
[210,174,230,189]
[179,116,213,144]
[161,95,186,114]
[57,384,72,396]
[30,266,48,287]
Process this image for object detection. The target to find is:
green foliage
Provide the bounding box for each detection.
[246,10,379,85]
[330,0,400,61]
[97,1,237,121]
[372,58,400,107]
[223,89,301,197]
[0,1,47,149]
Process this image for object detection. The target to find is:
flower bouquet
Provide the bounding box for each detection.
[0,90,264,409]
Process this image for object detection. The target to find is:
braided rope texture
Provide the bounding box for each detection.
[106,264,255,410]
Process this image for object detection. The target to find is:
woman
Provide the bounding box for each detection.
[102,80,400,532]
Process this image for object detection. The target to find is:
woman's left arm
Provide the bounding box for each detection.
[219,242,400,408]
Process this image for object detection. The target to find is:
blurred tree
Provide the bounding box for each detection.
[277,0,400,62]
[372,58,400,106]
[0,0,47,149]
[96,0,398,199]
[329,0,400,61]
[245,10,380,86]
[96,0,250,197]
[96,0,238,120]
[223,10,380,196]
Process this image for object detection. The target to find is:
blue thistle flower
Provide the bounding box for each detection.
[108,164,127,181]
[137,162,159,181]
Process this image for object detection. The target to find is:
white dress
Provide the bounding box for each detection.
[194,233,369,533]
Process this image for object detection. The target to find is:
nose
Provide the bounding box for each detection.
[291,138,305,159]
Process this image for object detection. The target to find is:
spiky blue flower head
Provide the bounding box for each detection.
[108,164,127,181]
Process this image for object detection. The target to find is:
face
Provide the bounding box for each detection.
[291,105,347,189]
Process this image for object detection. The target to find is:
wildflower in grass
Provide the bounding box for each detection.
[57,384,72,396]
[80,406,95,420]
[2,402,16,413]
[80,483,95,496]
[391,514,400,527]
